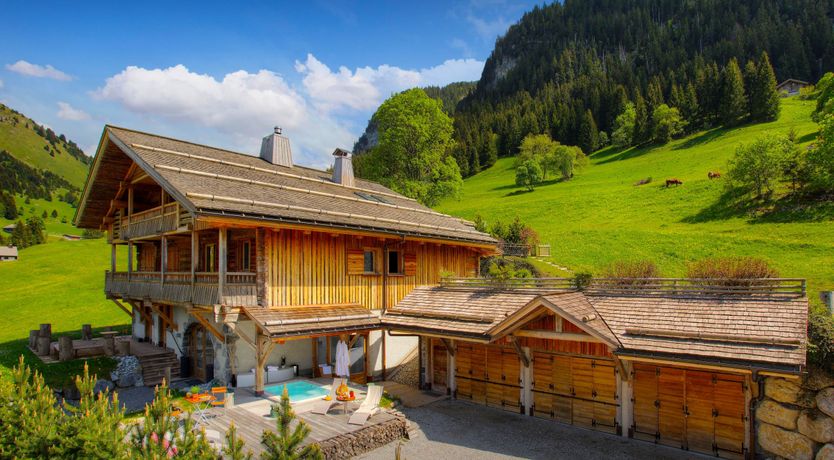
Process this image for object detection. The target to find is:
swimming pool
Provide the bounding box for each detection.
[264,380,329,402]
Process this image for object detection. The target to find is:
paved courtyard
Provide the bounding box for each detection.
[359,400,701,460]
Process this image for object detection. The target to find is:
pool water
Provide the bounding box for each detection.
[264,380,329,401]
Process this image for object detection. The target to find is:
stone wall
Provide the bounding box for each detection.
[316,414,409,459]
[756,372,834,460]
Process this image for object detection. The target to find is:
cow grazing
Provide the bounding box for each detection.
[665,178,683,187]
[708,171,721,179]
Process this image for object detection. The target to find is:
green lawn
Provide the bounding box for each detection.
[0,238,128,385]
[438,98,834,298]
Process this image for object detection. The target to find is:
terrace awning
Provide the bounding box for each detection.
[243,304,380,339]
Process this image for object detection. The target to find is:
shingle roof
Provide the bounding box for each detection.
[383,286,538,339]
[382,286,808,371]
[244,304,380,338]
[76,126,495,245]
[587,294,807,369]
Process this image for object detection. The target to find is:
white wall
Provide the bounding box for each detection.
[231,320,314,377]
[367,330,417,378]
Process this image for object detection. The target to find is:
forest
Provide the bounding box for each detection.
[450,0,834,176]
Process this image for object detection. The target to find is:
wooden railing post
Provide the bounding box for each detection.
[191,230,198,302]
[218,228,227,304]
[160,236,167,287]
[127,242,133,282]
[110,244,116,274]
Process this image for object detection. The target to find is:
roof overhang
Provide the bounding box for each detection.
[243,304,381,339]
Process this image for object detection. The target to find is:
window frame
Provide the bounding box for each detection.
[362,248,380,274]
[387,249,404,275]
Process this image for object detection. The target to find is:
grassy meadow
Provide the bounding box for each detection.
[1,193,81,237]
[438,98,834,298]
[0,238,127,384]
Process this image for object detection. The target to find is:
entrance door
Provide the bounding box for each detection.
[189,325,210,381]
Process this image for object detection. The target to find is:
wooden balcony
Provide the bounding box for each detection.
[112,203,188,241]
[105,271,257,306]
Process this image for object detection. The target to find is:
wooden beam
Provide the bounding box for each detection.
[128,300,152,324]
[508,335,530,367]
[150,303,178,331]
[226,322,256,351]
[348,333,360,348]
[441,338,456,357]
[514,329,601,343]
[191,311,224,342]
[613,356,630,381]
[110,299,132,317]
[110,199,126,209]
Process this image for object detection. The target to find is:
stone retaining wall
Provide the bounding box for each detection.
[317,414,409,459]
[756,373,834,460]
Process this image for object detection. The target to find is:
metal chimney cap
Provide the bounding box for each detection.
[332,148,351,157]
[274,126,282,135]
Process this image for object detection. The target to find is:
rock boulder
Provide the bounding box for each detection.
[817,444,834,460]
[758,423,816,460]
[817,388,834,419]
[766,378,803,405]
[757,399,800,430]
[797,410,834,443]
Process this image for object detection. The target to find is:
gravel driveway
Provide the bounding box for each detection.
[358,400,701,460]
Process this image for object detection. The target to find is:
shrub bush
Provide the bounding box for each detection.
[687,256,779,285]
[808,307,834,370]
[601,260,661,285]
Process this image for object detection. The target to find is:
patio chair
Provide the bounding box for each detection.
[348,384,383,425]
[210,386,227,416]
[311,378,344,415]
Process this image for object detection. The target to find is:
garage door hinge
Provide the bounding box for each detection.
[654,399,660,408]
[712,408,719,417]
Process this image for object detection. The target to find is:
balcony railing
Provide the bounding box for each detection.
[115,203,184,240]
[105,270,258,306]
[439,277,807,298]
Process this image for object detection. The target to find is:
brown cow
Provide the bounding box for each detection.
[708,171,721,179]
[665,178,683,187]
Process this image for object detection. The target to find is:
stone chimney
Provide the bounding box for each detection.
[332,148,354,187]
[260,127,293,167]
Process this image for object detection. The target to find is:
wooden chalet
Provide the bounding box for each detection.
[382,277,808,459]
[74,125,495,394]
[776,78,811,96]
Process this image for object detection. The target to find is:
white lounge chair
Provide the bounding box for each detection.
[348,384,383,425]
[311,378,344,415]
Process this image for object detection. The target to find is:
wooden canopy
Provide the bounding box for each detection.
[243,304,380,339]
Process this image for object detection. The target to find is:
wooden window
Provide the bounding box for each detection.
[240,240,252,271]
[387,250,403,275]
[363,250,377,273]
[204,243,216,272]
[347,248,381,275]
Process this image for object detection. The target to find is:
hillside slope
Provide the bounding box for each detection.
[437,98,834,295]
[0,104,90,188]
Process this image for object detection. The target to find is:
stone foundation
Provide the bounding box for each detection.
[756,372,834,460]
[317,414,409,459]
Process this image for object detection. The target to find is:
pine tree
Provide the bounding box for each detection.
[578,109,599,154]
[743,60,758,117]
[0,357,61,457]
[720,58,747,126]
[10,220,31,248]
[261,385,323,460]
[751,52,781,121]
[633,92,649,144]
[223,423,254,460]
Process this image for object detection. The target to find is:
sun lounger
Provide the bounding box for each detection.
[348,384,383,425]
[311,378,343,415]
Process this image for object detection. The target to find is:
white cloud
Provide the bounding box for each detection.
[295,54,483,113]
[93,56,484,167]
[93,64,353,166]
[57,102,90,121]
[6,60,72,81]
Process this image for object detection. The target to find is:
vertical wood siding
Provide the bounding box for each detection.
[265,228,479,309]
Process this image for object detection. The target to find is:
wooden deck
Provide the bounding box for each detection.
[196,384,400,457]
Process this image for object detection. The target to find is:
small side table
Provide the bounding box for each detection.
[336,395,355,420]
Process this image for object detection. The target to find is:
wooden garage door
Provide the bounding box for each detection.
[456,342,521,412]
[531,352,619,433]
[632,363,747,458]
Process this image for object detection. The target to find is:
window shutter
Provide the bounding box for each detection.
[404,253,417,276]
[347,249,365,275]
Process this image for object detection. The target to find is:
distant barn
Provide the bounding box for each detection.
[2,224,15,234]
[776,78,810,96]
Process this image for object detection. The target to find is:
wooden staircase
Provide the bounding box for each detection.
[132,342,180,386]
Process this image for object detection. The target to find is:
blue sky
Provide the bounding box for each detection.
[0,0,539,167]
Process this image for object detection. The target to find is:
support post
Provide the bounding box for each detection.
[58,336,74,362]
[521,346,532,415]
[110,244,116,274]
[81,324,92,341]
[448,339,456,397]
[191,230,198,300]
[218,228,227,304]
[255,333,265,396]
[620,373,634,438]
[127,242,134,281]
[160,236,167,287]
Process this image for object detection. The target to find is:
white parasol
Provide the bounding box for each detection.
[335,338,350,377]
